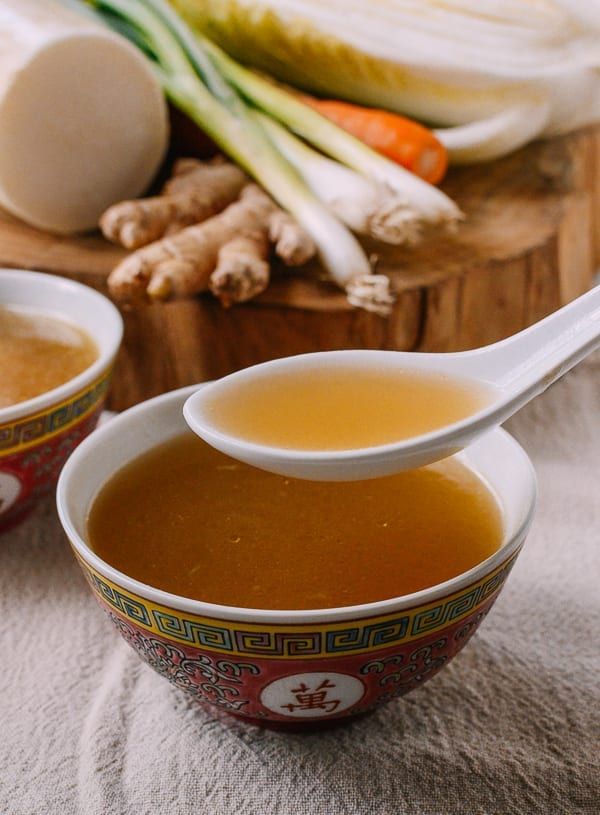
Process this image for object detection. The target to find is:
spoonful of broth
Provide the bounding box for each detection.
[184,286,600,481]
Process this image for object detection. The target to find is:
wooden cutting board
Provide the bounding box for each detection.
[0,127,598,411]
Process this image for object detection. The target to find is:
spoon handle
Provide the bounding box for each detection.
[489,285,600,394]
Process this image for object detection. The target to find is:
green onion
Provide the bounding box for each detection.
[257,112,421,246]
[200,36,463,228]
[74,0,391,312]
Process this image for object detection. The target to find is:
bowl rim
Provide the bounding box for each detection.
[0,268,123,424]
[57,384,538,625]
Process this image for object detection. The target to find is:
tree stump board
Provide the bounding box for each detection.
[0,127,598,411]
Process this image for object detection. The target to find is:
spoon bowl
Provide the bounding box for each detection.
[184,286,600,481]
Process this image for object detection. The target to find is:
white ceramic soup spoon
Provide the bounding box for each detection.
[184,286,600,481]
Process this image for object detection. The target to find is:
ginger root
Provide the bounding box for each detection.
[210,235,270,307]
[268,210,315,266]
[108,185,316,306]
[100,158,248,249]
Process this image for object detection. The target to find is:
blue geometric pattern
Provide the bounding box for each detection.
[0,374,110,452]
[326,617,409,652]
[153,611,234,650]
[82,553,518,657]
[88,572,151,627]
[233,631,321,656]
[411,559,515,636]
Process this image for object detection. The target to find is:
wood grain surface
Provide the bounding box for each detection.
[0,126,598,411]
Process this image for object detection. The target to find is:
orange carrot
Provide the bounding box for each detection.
[301,96,448,185]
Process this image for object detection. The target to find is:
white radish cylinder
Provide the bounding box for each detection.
[0,0,169,234]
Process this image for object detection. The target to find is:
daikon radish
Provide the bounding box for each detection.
[0,0,168,234]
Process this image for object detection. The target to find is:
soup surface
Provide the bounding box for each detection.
[199,366,491,450]
[0,306,97,408]
[87,433,503,610]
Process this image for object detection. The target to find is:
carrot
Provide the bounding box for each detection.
[301,96,448,185]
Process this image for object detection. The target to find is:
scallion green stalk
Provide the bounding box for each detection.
[200,36,463,228]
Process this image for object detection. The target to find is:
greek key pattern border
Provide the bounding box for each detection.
[80,550,519,659]
[0,370,111,455]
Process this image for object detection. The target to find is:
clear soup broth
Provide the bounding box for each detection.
[87,433,504,610]
[200,366,492,450]
[0,305,97,408]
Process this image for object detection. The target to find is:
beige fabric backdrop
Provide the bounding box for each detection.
[1,355,599,815]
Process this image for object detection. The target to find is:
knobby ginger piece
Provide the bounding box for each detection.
[210,235,270,306]
[100,159,248,249]
[108,185,316,306]
[268,210,315,266]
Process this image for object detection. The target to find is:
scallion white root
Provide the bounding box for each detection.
[346,275,395,315]
[257,113,422,245]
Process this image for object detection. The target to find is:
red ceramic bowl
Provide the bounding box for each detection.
[0,269,122,532]
[57,385,536,727]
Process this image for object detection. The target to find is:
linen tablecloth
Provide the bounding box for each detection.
[1,355,599,815]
